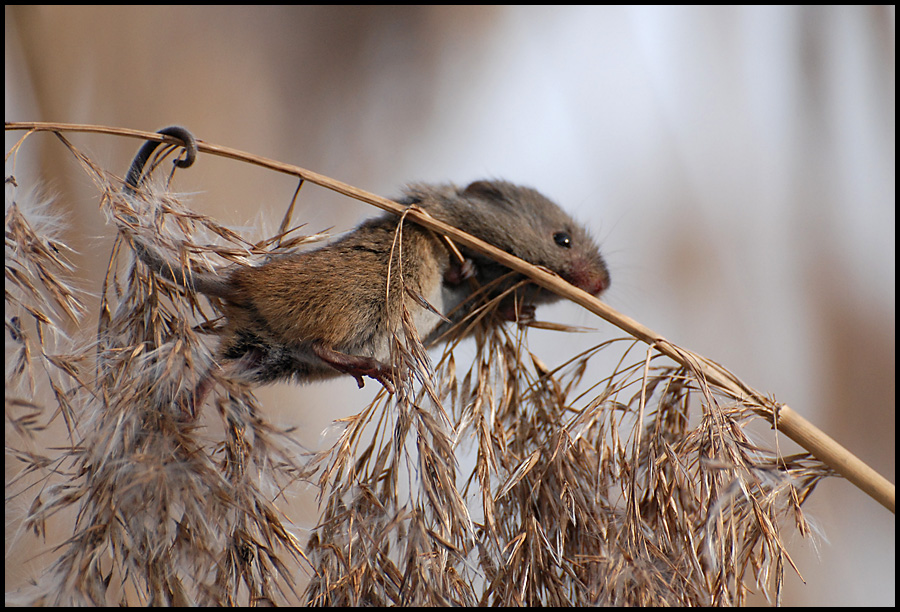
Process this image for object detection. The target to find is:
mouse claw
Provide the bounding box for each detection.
[313,343,396,393]
[498,300,535,323]
[373,374,396,394]
[444,258,476,285]
[352,369,396,394]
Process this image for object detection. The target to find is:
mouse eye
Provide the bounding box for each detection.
[553,231,572,248]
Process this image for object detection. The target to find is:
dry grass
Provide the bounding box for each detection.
[6,126,836,605]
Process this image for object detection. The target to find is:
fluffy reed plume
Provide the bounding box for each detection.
[7,135,313,605]
[6,127,832,606]
[303,320,831,606]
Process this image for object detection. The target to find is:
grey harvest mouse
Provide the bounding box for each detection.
[123,127,610,393]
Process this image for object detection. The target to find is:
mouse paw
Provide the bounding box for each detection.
[498,300,536,323]
[444,258,476,285]
[313,344,396,393]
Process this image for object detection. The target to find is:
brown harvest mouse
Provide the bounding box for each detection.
[123,127,610,393]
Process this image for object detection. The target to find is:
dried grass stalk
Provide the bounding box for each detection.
[5,123,889,606]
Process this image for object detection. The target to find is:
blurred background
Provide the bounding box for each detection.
[5,6,894,605]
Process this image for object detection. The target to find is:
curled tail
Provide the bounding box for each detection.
[124,126,198,193]
[123,126,230,297]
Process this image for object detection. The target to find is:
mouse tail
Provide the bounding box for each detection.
[121,127,230,298]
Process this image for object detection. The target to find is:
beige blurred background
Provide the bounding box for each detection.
[5,6,894,605]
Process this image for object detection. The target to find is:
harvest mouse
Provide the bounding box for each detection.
[123,127,610,393]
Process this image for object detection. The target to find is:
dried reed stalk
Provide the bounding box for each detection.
[5,122,892,606]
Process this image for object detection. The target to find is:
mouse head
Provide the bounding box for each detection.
[405,180,610,302]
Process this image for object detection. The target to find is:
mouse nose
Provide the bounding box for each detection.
[585,273,609,295]
[567,259,610,296]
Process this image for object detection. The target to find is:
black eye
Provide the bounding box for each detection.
[553,231,572,248]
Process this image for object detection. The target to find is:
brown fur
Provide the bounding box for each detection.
[124,128,610,392]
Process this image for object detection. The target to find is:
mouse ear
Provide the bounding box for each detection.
[462,180,507,203]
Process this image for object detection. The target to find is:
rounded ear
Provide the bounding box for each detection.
[462,180,506,202]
